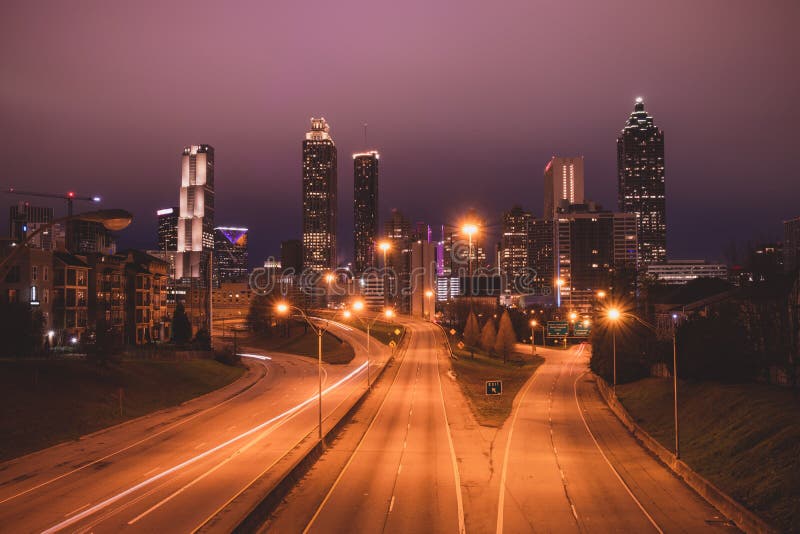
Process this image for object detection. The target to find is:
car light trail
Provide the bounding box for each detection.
[238,353,272,360]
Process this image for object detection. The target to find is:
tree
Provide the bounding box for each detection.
[0,302,44,357]
[480,318,497,356]
[172,302,191,344]
[463,311,480,356]
[494,310,517,363]
[247,294,273,334]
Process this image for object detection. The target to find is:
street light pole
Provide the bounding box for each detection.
[612,326,617,391]
[317,326,323,440]
[672,321,680,459]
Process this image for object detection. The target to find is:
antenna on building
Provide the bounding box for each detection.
[363,123,368,147]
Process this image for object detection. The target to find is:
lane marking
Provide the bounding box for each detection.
[63,503,90,518]
[142,467,160,477]
[389,495,395,512]
[41,361,368,534]
[0,360,270,506]
[302,330,414,534]
[573,370,664,534]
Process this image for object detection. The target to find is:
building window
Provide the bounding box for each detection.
[7,289,18,303]
[43,266,49,281]
[32,265,38,282]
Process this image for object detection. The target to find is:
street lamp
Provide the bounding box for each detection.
[462,223,478,277]
[378,241,391,307]
[597,290,607,299]
[424,289,434,321]
[350,299,391,390]
[607,308,621,391]
[274,302,331,441]
[529,319,544,355]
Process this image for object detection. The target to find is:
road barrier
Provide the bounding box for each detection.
[593,375,778,534]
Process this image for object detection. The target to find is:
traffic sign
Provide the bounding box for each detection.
[547,321,569,336]
[394,328,401,336]
[574,323,591,337]
[450,328,457,336]
[457,341,465,350]
[486,380,502,395]
[389,340,397,348]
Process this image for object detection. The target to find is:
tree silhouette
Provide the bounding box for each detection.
[172,302,191,344]
[494,310,517,363]
[480,318,497,356]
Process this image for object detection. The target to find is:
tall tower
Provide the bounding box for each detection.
[544,156,584,219]
[214,226,248,284]
[500,205,533,285]
[176,144,215,281]
[302,118,337,272]
[157,207,178,251]
[617,97,666,265]
[353,151,379,274]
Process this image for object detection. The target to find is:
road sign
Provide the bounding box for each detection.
[486,380,502,395]
[450,328,457,336]
[547,321,569,336]
[389,340,397,348]
[574,323,591,337]
[394,328,401,336]
[457,341,465,350]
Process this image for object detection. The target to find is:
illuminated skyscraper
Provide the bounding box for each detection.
[157,207,178,251]
[544,156,584,220]
[302,118,337,272]
[176,144,215,281]
[353,151,379,274]
[500,205,533,286]
[214,226,248,284]
[617,97,666,265]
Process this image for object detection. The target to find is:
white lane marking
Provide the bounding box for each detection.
[302,330,414,534]
[573,371,664,534]
[389,495,395,512]
[0,360,271,506]
[432,325,466,534]
[63,503,90,518]
[41,361,368,534]
[496,359,542,534]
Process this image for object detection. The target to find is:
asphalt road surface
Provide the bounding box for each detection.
[497,343,735,533]
[301,320,465,534]
[0,321,385,533]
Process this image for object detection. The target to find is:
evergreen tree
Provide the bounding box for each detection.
[463,311,480,353]
[480,318,497,355]
[172,302,192,344]
[247,294,273,334]
[494,310,517,363]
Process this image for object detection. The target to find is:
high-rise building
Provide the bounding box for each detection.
[544,156,584,220]
[784,216,800,273]
[66,220,116,254]
[353,151,379,274]
[302,118,337,272]
[9,202,54,250]
[214,226,248,284]
[529,218,555,295]
[500,205,533,288]
[176,144,215,281]
[157,207,179,251]
[281,239,303,273]
[617,97,666,265]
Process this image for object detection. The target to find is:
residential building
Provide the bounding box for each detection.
[85,253,126,345]
[353,151,379,274]
[123,250,170,344]
[52,252,89,342]
[214,226,249,285]
[617,97,667,264]
[157,207,179,251]
[0,244,53,337]
[544,156,584,220]
[645,260,728,285]
[302,118,337,272]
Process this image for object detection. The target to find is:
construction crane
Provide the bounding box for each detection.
[5,188,101,216]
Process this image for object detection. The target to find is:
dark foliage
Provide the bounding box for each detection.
[171,302,191,344]
[0,302,44,357]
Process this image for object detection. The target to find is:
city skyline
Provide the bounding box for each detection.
[1,2,797,266]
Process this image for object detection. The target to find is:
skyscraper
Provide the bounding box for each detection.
[214,226,248,284]
[500,205,533,287]
[617,97,666,265]
[9,202,54,249]
[544,156,584,220]
[302,118,337,272]
[353,151,379,274]
[784,216,800,273]
[176,144,215,281]
[157,207,178,251]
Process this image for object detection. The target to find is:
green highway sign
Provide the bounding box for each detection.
[574,323,591,337]
[486,380,502,395]
[547,321,569,336]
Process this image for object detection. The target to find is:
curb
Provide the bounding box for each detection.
[230,329,412,533]
[593,374,778,534]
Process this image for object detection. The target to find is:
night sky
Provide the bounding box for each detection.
[1,0,798,266]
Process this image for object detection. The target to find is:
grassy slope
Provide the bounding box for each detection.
[616,378,800,532]
[245,328,355,364]
[349,320,405,346]
[0,359,244,462]
[451,348,544,427]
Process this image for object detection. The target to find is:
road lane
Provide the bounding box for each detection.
[304,320,464,534]
[0,322,387,533]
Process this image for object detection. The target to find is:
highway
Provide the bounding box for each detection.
[0,321,386,533]
[294,320,465,533]
[496,343,735,533]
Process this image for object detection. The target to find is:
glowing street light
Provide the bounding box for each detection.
[529,319,544,355]
[424,289,434,321]
[350,300,392,389]
[384,308,395,319]
[597,290,607,299]
[378,241,392,306]
[461,223,479,276]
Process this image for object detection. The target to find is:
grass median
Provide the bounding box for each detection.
[0,359,244,462]
[244,325,355,364]
[451,348,544,427]
[616,378,800,532]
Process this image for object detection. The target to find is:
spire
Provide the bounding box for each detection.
[634,96,645,112]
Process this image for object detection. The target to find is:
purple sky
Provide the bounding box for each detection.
[2,0,798,266]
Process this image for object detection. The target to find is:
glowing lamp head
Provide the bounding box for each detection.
[384,308,395,319]
[343,310,352,319]
[352,300,365,312]
[608,308,621,321]
[378,241,391,252]
[672,313,678,320]
[530,320,537,327]
[276,303,289,314]
[462,223,478,236]
[556,278,564,287]
[569,312,577,320]
[635,96,643,104]
[324,273,335,283]
[583,319,590,327]
[597,290,606,299]
[424,290,433,298]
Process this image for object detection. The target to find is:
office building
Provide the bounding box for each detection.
[353,151,379,274]
[176,144,215,281]
[281,239,303,273]
[784,216,800,273]
[544,156,584,220]
[302,118,337,271]
[617,97,666,264]
[500,205,533,289]
[645,260,728,285]
[214,226,248,285]
[9,202,54,250]
[157,207,179,251]
[66,220,116,255]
